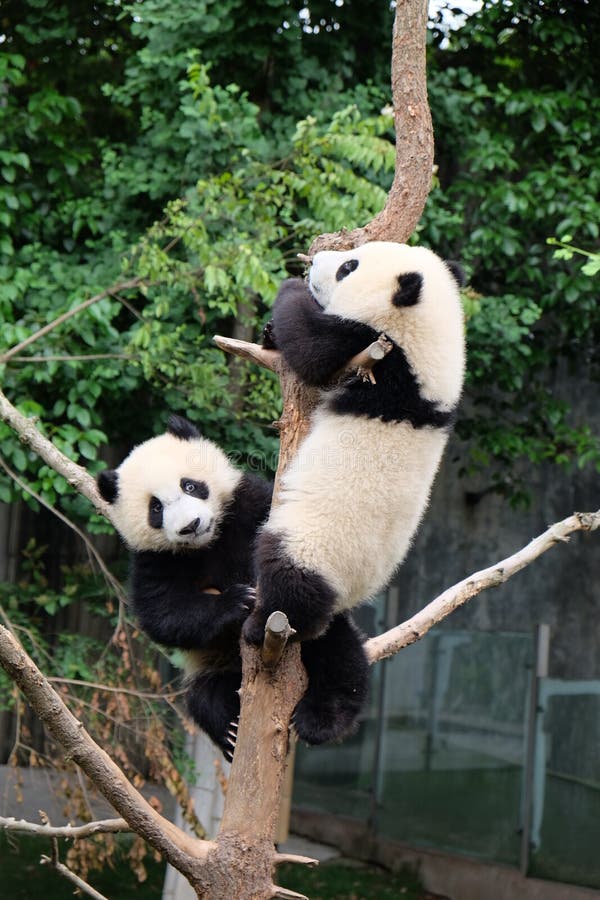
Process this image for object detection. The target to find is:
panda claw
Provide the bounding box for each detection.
[229,719,239,731]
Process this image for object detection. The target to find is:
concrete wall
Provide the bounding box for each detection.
[392,429,600,681]
[292,808,600,900]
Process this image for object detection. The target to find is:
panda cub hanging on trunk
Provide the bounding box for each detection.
[96,416,369,757]
[245,241,466,743]
[97,415,272,759]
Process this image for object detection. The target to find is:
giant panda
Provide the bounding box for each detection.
[96,415,368,755]
[96,415,273,759]
[244,241,466,743]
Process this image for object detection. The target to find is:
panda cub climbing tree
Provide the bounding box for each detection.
[97,415,370,756]
[97,415,272,759]
[245,241,466,741]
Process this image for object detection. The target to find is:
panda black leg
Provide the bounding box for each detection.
[185,670,242,760]
[293,613,369,746]
[243,531,337,645]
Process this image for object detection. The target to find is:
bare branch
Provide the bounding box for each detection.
[0,388,109,515]
[214,333,392,384]
[213,336,281,373]
[348,334,393,384]
[366,510,600,663]
[273,852,318,867]
[7,354,134,364]
[1,815,130,839]
[270,887,309,900]
[0,278,141,365]
[41,853,109,900]
[47,676,184,701]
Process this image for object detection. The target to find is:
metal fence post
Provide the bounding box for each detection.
[519,622,550,875]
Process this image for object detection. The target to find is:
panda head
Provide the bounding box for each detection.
[308,241,466,408]
[97,415,242,552]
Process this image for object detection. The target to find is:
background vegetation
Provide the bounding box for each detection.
[2,0,598,510]
[0,0,598,888]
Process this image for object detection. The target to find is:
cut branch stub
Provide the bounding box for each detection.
[262,611,296,669]
[344,333,393,385]
[212,336,281,374]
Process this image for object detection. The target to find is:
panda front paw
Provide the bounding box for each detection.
[241,606,270,646]
[226,583,257,609]
[221,584,257,626]
[261,320,277,350]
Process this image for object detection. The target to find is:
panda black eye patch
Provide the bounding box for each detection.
[148,496,163,529]
[335,259,359,281]
[180,478,209,500]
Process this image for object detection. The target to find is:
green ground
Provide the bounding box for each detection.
[279,860,425,899]
[0,835,426,899]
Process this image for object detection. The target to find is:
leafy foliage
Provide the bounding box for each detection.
[422,0,600,499]
[0,2,396,519]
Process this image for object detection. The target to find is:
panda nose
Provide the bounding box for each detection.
[178,517,200,536]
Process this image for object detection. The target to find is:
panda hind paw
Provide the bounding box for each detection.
[292,694,362,747]
[241,609,269,646]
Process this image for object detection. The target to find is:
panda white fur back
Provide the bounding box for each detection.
[244,241,465,650]
[267,412,448,609]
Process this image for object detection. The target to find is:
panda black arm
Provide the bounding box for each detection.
[232,472,273,526]
[130,553,254,651]
[270,279,379,386]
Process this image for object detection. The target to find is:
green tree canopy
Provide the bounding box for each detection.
[1,0,598,517]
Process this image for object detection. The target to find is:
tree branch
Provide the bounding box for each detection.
[214,334,393,385]
[0,623,214,882]
[41,853,110,900]
[213,336,281,374]
[7,354,134,364]
[1,815,130,839]
[308,0,433,254]
[0,388,109,516]
[262,612,296,669]
[46,676,184,702]
[366,510,600,663]
[0,278,142,365]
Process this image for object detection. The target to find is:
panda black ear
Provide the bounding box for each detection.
[167,415,201,441]
[393,272,423,307]
[97,469,119,504]
[446,260,466,288]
